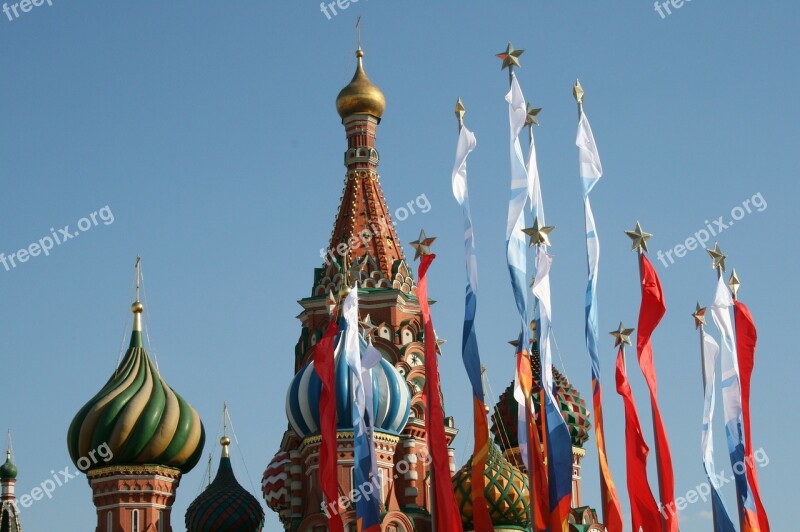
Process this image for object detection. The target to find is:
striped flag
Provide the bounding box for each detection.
[576,99,623,532]
[531,248,574,532]
[636,253,677,531]
[710,278,761,531]
[314,317,344,531]
[451,124,494,532]
[734,301,770,531]
[418,253,464,531]
[700,328,737,532]
[342,288,381,532]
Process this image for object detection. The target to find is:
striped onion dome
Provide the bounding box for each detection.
[491,345,590,449]
[262,450,290,513]
[67,301,205,474]
[285,336,411,439]
[452,443,530,530]
[186,436,265,532]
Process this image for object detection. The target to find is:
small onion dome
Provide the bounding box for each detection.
[67,301,205,474]
[262,450,290,514]
[452,443,530,530]
[0,451,17,480]
[491,348,591,449]
[186,437,265,532]
[336,48,386,119]
[285,338,410,439]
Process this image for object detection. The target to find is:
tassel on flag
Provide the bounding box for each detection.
[709,271,761,531]
[625,223,678,531]
[734,299,770,531]
[574,80,623,532]
[313,295,344,532]
[451,102,494,532]
[342,287,381,532]
[695,304,737,532]
[611,323,664,532]
[412,230,464,532]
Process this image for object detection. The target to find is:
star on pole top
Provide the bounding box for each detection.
[434,332,447,355]
[455,98,466,126]
[410,229,436,260]
[525,103,542,126]
[522,217,555,248]
[610,322,635,348]
[359,313,377,340]
[692,302,707,330]
[625,221,652,253]
[729,269,741,299]
[706,242,727,274]
[497,42,524,70]
[326,289,338,317]
[573,79,585,106]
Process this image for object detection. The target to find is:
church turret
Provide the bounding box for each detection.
[67,260,205,532]
[0,447,21,532]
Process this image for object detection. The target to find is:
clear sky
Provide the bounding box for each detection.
[1,1,797,531]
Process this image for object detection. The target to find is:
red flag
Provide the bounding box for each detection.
[313,319,344,532]
[615,347,663,532]
[636,253,677,531]
[734,301,770,531]
[517,351,549,530]
[592,378,624,532]
[418,254,464,531]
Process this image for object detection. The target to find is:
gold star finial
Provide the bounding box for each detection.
[455,98,466,127]
[497,42,524,70]
[625,221,652,253]
[359,313,377,341]
[410,229,436,260]
[573,79,585,106]
[326,289,338,317]
[610,322,635,347]
[522,217,555,248]
[434,331,447,355]
[729,269,741,299]
[692,302,707,330]
[525,103,542,126]
[706,242,727,274]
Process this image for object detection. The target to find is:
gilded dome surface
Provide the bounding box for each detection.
[336,49,386,119]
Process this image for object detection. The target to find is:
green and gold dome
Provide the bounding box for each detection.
[0,450,17,480]
[67,299,205,474]
[452,443,530,531]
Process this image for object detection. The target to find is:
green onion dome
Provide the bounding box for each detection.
[0,451,17,480]
[67,301,205,474]
[452,443,530,530]
[491,347,591,449]
[186,437,265,531]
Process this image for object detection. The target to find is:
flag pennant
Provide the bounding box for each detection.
[710,278,761,531]
[635,253,678,531]
[342,288,381,532]
[451,124,494,532]
[576,102,623,532]
[531,248,573,532]
[314,317,344,532]
[615,346,663,532]
[700,328,737,532]
[734,300,770,531]
[418,254,464,531]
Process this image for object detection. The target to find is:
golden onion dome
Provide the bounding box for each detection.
[336,49,386,119]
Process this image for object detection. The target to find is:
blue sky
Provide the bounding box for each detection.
[1,2,797,531]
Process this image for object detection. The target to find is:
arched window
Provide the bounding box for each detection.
[131,509,139,532]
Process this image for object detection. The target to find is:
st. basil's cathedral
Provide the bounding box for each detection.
[0,46,604,532]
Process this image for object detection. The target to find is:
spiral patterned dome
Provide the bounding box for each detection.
[262,450,290,514]
[491,348,591,449]
[67,302,205,474]
[186,437,265,532]
[286,337,410,439]
[452,443,530,530]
